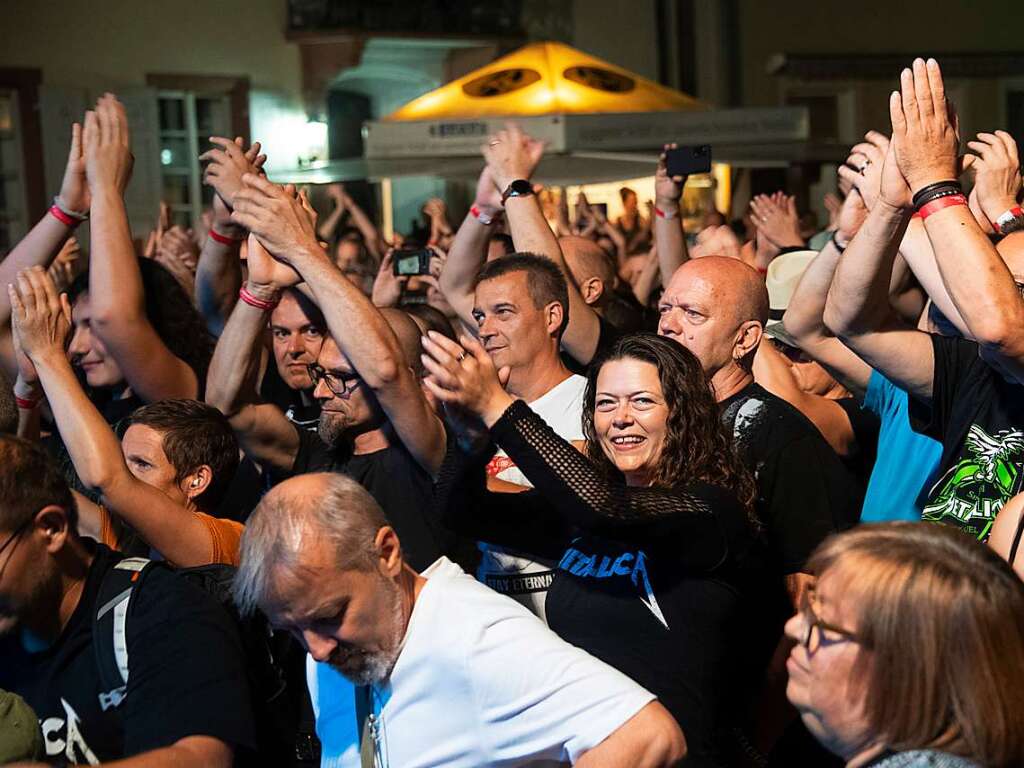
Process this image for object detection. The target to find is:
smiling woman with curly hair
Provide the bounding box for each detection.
[432,330,765,767]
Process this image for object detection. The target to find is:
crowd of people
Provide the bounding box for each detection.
[1,56,1023,768]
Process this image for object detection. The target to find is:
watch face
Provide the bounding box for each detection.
[503,179,534,202]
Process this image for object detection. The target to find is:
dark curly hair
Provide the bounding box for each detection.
[582,332,758,518]
[67,258,214,391]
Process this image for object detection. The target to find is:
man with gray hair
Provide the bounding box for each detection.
[234,472,686,768]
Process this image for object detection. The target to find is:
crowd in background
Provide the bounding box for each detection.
[1,57,1023,768]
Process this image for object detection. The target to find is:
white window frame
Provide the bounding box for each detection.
[156,90,230,230]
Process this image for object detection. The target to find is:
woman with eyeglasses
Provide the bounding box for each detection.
[785,522,1024,768]
[426,331,766,767]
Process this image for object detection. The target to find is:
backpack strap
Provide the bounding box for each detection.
[92,557,152,712]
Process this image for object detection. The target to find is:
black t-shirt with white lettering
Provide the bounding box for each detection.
[291,427,452,571]
[0,543,254,764]
[909,335,1024,541]
[436,400,767,767]
[720,383,859,573]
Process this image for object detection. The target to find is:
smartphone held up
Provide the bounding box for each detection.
[665,145,712,178]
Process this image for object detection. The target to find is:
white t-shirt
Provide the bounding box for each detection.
[478,374,587,621]
[308,557,654,768]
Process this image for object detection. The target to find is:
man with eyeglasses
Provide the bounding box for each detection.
[208,177,452,571]
[0,436,254,767]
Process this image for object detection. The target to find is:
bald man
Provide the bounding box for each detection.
[208,191,452,569]
[659,257,860,761]
[659,257,859,582]
[561,236,616,311]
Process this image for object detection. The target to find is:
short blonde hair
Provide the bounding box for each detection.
[808,523,1024,767]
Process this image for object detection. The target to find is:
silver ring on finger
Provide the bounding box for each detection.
[456,353,467,363]
[489,140,501,147]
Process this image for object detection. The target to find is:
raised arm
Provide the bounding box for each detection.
[824,102,936,401]
[483,123,603,367]
[752,341,857,457]
[890,60,1024,375]
[9,267,217,568]
[967,129,1022,236]
[0,122,89,329]
[340,188,384,263]
[205,235,301,473]
[782,192,873,395]
[554,187,573,237]
[632,246,662,307]
[316,184,347,242]
[597,211,629,266]
[438,166,504,330]
[422,332,732,568]
[424,197,454,248]
[84,94,198,401]
[232,174,447,475]
[749,193,806,262]
[195,136,265,336]
[653,144,690,281]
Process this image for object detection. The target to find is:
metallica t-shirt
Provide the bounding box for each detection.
[909,335,1024,541]
[436,400,764,767]
[0,543,254,764]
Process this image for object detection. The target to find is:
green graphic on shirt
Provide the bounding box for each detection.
[922,424,1024,540]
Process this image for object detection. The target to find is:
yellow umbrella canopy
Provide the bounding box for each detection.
[385,40,705,121]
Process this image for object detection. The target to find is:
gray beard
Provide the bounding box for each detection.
[327,577,406,686]
[317,411,346,448]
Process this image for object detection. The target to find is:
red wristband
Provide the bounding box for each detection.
[49,205,80,229]
[209,228,244,246]
[654,206,679,220]
[995,206,1024,234]
[918,194,968,221]
[15,394,41,410]
[239,286,280,311]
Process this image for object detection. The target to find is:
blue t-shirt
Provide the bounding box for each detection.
[860,370,943,522]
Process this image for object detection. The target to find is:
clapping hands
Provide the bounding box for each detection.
[8,267,72,363]
[83,93,133,196]
[482,122,544,192]
[231,175,322,265]
[201,136,267,209]
[57,123,89,215]
[420,331,513,428]
[749,192,804,248]
[965,131,1021,225]
[889,58,960,195]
